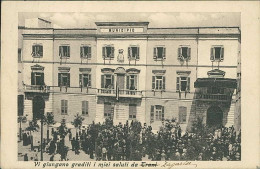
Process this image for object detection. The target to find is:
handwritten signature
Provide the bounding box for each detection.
[161,161,197,169]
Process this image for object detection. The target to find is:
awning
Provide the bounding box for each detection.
[194,78,237,88]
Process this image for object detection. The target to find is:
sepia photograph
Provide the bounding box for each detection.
[17,12,241,162]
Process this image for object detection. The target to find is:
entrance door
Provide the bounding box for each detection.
[117,74,125,90]
[33,96,45,120]
[207,106,223,128]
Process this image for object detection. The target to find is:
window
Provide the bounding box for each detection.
[129,104,137,119]
[179,106,187,123]
[104,102,113,118]
[101,74,114,89]
[128,46,140,60]
[150,105,164,122]
[207,87,224,94]
[31,72,44,85]
[82,101,89,115]
[79,74,91,87]
[59,45,70,58]
[210,46,224,61]
[126,75,137,90]
[61,100,68,115]
[153,47,166,60]
[18,48,22,62]
[152,76,165,90]
[102,46,114,59]
[31,45,43,57]
[80,46,91,59]
[178,46,191,60]
[58,73,70,87]
[176,76,190,92]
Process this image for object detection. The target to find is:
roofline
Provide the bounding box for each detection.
[148,26,240,29]
[95,22,150,26]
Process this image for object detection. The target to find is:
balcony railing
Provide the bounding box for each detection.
[24,85,50,93]
[97,88,142,98]
[195,93,231,101]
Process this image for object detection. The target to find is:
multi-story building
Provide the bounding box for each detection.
[18,18,241,131]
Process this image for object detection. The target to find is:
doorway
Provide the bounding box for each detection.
[33,96,45,120]
[117,74,125,90]
[206,106,223,128]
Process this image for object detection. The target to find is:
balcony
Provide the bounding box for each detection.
[194,93,231,101]
[97,88,142,98]
[24,85,50,93]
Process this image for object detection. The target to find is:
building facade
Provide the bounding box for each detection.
[18,19,241,131]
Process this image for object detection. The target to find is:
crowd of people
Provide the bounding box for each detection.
[21,118,241,161]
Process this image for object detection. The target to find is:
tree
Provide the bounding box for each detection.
[57,118,68,139]
[71,113,85,133]
[43,112,56,142]
[26,120,39,135]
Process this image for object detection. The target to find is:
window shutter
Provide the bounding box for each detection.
[67,73,70,87]
[79,74,82,87]
[31,72,35,85]
[162,106,165,121]
[39,46,43,56]
[162,76,166,90]
[82,101,85,115]
[163,47,166,59]
[58,73,61,87]
[32,46,34,56]
[179,107,182,123]
[68,46,70,57]
[128,47,131,59]
[152,76,155,89]
[86,101,89,115]
[88,47,92,58]
[220,47,224,61]
[188,47,191,60]
[153,48,157,59]
[102,47,106,58]
[210,47,214,61]
[136,47,140,60]
[111,47,114,58]
[187,77,190,91]
[80,47,83,58]
[40,73,44,85]
[59,46,62,57]
[126,75,130,89]
[88,74,91,87]
[150,106,154,123]
[101,75,105,88]
[178,47,181,58]
[176,77,180,91]
[134,75,137,89]
[111,75,114,88]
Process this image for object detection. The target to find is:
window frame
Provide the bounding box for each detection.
[61,100,68,115]
[59,45,70,58]
[104,102,112,118]
[79,73,91,88]
[178,46,191,61]
[102,45,115,60]
[211,45,224,62]
[176,76,190,92]
[58,73,70,87]
[151,105,164,121]
[31,44,43,58]
[31,72,44,86]
[80,45,92,59]
[101,74,114,89]
[179,106,187,123]
[153,46,166,60]
[128,46,140,60]
[82,101,89,116]
[152,75,166,91]
[126,74,138,90]
[129,104,137,120]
